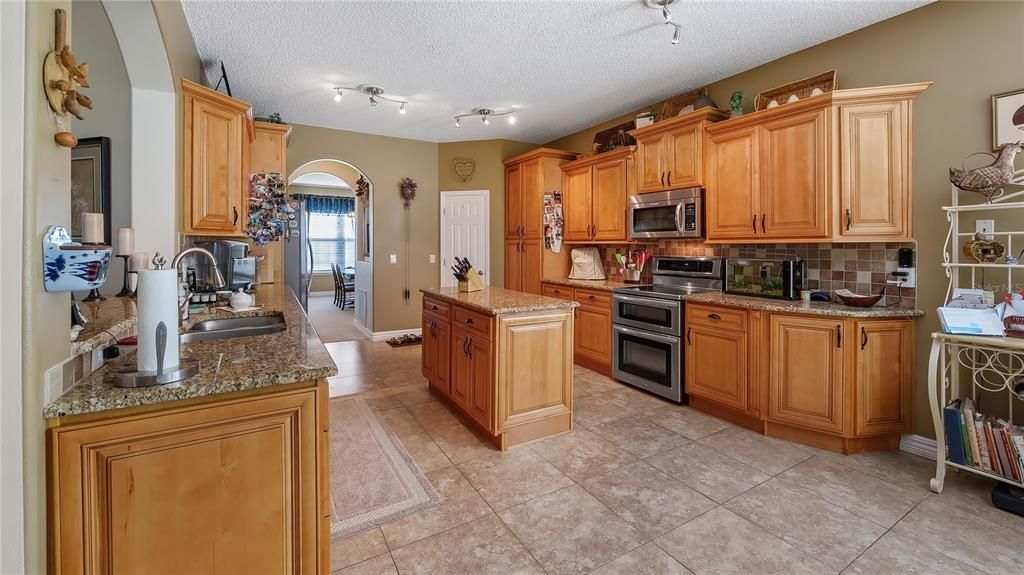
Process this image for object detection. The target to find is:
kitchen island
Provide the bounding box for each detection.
[46,285,335,574]
[420,287,578,450]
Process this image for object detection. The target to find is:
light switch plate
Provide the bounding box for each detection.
[429,254,436,264]
[976,219,995,239]
[389,254,397,264]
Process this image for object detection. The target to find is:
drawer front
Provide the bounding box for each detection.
[454,305,492,340]
[423,297,451,320]
[542,283,574,301]
[686,304,746,331]
[574,288,612,309]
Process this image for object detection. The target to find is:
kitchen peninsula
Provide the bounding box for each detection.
[45,285,336,574]
[420,286,577,450]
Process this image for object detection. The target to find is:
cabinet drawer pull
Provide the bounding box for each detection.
[431,304,438,311]
[667,170,671,186]
[686,326,692,345]
[588,295,596,301]
[845,209,852,230]
[465,318,474,325]
[232,206,239,226]
[707,313,721,320]
[836,324,842,348]
[760,213,766,234]
[861,327,868,350]
[751,214,757,233]
[660,172,665,187]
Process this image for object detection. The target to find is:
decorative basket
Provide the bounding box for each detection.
[659,88,702,120]
[754,70,837,111]
[834,289,883,308]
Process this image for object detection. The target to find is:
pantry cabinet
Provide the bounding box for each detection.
[629,108,728,194]
[560,147,633,243]
[705,82,929,243]
[182,79,254,236]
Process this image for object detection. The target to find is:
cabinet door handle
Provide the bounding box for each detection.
[836,324,842,348]
[707,313,721,320]
[751,215,757,233]
[861,327,868,350]
[466,338,473,359]
[465,317,474,326]
[760,213,766,234]
[845,209,852,230]
[463,338,470,357]
[588,295,596,301]
[232,206,239,226]
[667,170,672,186]
[686,327,692,345]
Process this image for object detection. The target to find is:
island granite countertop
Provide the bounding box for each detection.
[681,291,925,319]
[421,287,579,316]
[45,284,337,419]
[541,278,648,292]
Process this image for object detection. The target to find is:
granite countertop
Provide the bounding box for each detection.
[45,284,337,419]
[682,291,925,319]
[421,287,579,316]
[542,278,647,292]
[71,297,138,356]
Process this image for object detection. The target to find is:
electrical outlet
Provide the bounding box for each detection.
[888,267,917,289]
[92,345,106,372]
[976,219,995,239]
[429,254,436,264]
[389,254,397,264]
[44,363,64,403]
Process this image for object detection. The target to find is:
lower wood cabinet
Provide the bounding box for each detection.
[451,326,493,429]
[768,314,846,434]
[48,381,328,574]
[854,320,913,436]
[686,323,748,412]
[573,288,613,376]
[422,314,451,396]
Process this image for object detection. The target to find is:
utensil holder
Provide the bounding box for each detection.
[622,269,641,283]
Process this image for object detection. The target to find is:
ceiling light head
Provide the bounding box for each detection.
[507,113,517,125]
[455,117,461,128]
[333,88,342,103]
[369,96,378,107]
[483,116,490,125]
[399,102,406,115]
[662,5,672,23]
[671,24,680,45]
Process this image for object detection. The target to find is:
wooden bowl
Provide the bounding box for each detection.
[835,290,883,308]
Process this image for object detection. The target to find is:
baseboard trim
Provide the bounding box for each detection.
[352,320,373,339]
[370,328,422,342]
[899,434,938,461]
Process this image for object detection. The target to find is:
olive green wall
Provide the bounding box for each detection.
[437,139,535,288]
[547,1,1024,438]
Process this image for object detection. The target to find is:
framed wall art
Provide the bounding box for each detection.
[992,88,1024,150]
[70,136,111,242]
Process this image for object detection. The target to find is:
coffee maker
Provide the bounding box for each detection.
[194,240,256,291]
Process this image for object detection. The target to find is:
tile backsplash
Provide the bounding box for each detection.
[596,241,916,308]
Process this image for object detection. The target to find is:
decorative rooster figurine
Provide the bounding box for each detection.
[949,142,1023,202]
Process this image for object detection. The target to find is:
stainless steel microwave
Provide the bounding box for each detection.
[628,188,704,240]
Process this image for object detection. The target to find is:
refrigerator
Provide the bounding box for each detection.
[284,201,313,310]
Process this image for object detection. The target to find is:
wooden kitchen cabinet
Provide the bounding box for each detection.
[48,381,327,575]
[451,327,474,410]
[685,306,749,412]
[504,148,575,293]
[759,109,828,239]
[706,126,760,239]
[560,147,632,243]
[422,316,451,396]
[574,288,613,375]
[768,314,846,434]
[248,121,291,284]
[182,79,254,236]
[629,108,728,194]
[853,320,913,436]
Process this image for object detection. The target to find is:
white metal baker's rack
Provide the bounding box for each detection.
[928,169,1024,493]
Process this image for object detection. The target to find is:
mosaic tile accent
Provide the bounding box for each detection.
[598,241,916,308]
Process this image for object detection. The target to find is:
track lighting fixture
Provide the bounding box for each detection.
[453,108,517,129]
[332,84,407,113]
[646,0,681,45]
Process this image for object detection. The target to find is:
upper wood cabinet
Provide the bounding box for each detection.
[629,108,728,194]
[249,121,291,284]
[560,147,633,243]
[705,82,929,243]
[182,79,254,236]
[505,163,523,239]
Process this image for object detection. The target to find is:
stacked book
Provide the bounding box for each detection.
[944,398,1024,483]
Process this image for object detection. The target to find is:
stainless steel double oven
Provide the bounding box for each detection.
[612,256,724,402]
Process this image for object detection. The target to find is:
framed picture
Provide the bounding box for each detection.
[70,137,111,242]
[992,88,1024,150]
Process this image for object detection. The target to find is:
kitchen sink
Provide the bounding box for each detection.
[180,314,286,343]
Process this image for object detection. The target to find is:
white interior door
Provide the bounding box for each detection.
[441,191,489,288]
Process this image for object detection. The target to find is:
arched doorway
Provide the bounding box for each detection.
[288,159,374,341]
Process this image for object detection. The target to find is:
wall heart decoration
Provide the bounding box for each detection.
[450,157,476,183]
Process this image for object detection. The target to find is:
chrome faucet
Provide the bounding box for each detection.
[169,247,227,322]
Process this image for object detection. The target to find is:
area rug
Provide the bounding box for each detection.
[329,397,443,540]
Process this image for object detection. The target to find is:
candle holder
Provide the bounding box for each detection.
[128,271,138,299]
[115,254,134,297]
[81,242,107,301]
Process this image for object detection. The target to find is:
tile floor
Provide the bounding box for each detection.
[324,340,1024,575]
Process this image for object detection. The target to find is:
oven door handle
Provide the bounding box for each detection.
[613,324,681,345]
[613,294,681,310]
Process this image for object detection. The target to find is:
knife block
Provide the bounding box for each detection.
[458,267,484,293]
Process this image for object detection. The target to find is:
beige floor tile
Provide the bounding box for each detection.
[698,427,819,475]
[335,552,398,575]
[602,387,675,412]
[933,471,1024,535]
[841,531,983,575]
[573,392,647,427]
[645,405,733,440]
[379,466,491,550]
[498,485,647,575]
[328,373,391,398]
[581,461,716,538]
[821,449,935,492]
[646,442,770,503]
[530,428,636,482]
[391,514,544,575]
[426,421,501,464]
[364,393,403,411]
[574,371,623,398]
[457,448,574,511]
[407,400,462,431]
[397,431,453,473]
[331,528,389,572]
[655,507,832,575]
[725,479,886,571]
[393,386,434,408]
[374,406,426,439]
[778,456,924,528]
[890,495,1024,574]
[587,414,688,458]
[589,542,693,575]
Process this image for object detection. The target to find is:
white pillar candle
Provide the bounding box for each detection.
[116,227,135,256]
[130,252,150,271]
[81,212,104,244]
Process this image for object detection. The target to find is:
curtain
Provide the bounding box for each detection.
[292,194,355,215]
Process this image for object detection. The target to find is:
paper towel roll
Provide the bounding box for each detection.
[136,269,180,373]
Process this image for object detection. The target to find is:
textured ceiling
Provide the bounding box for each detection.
[182,0,928,144]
